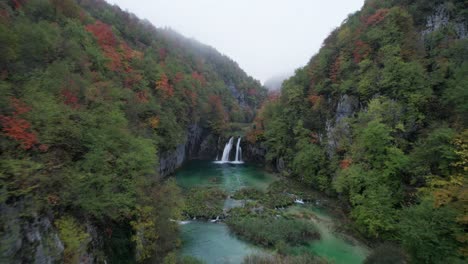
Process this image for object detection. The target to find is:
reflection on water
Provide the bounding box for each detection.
[176,161,369,264]
[175,160,276,192]
[179,222,264,264]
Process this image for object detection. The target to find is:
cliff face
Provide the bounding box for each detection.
[158,124,220,177]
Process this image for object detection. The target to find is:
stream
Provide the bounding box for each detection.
[175,160,369,264]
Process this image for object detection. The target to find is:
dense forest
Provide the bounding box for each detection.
[0,0,266,263]
[1,0,467,263]
[247,0,467,263]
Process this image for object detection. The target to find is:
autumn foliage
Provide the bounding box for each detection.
[353,40,371,64]
[86,21,138,73]
[191,72,206,86]
[61,89,79,109]
[0,98,38,149]
[155,73,174,98]
[329,56,341,83]
[365,9,390,26]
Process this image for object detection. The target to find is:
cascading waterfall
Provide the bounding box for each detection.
[215,137,233,163]
[232,137,244,164]
[214,137,243,164]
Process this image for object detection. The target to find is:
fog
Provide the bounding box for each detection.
[106,0,364,84]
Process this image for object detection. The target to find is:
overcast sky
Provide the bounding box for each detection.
[106,0,364,83]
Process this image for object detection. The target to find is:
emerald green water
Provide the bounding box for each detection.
[285,205,369,264]
[175,160,277,192]
[176,161,368,264]
[179,222,264,264]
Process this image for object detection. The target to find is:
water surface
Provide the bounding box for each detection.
[176,161,368,264]
[179,222,264,264]
[175,160,276,192]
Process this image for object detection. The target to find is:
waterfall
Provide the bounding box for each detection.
[214,137,244,164]
[232,137,244,164]
[215,137,233,163]
[235,137,241,161]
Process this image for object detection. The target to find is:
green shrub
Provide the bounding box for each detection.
[55,216,90,264]
[227,216,319,248]
[184,187,226,218]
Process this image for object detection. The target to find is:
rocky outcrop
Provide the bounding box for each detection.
[243,141,267,164]
[1,203,63,264]
[228,83,247,107]
[422,5,467,39]
[158,124,218,177]
[325,94,359,157]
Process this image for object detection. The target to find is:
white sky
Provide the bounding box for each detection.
[106,0,364,83]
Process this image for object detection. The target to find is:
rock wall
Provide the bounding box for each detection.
[158,124,219,177]
[325,94,359,157]
[422,5,467,39]
[1,203,63,264]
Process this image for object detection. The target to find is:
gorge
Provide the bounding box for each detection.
[0,0,467,264]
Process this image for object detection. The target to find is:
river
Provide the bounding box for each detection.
[175,160,369,264]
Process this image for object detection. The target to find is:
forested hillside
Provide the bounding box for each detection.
[0,0,266,263]
[248,0,467,262]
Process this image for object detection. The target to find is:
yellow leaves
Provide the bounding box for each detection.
[148,116,160,129]
[131,205,158,262]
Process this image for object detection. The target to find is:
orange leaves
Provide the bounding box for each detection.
[147,116,160,129]
[86,21,139,73]
[61,89,79,109]
[191,72,206,86]
[353,40,371,64]
[340,159,352,169]
[86,21,116,47]
[136,90,149,103]
[10,97,31,115]
[365,9,389,26]
[155,73,174,98]
[247,88,258,96]
[329,56,341,83]
[158,48,167,61]
[308,94,324,111]
[0,98,38,150]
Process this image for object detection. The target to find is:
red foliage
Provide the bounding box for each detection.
[267,91,280,101]
[353,40,371,64]
[155,73,174,98]
[174,72,184,84]
[10,97,31,115]
[191,72,206,86]
[86,21,138,73]
[247,88,258,96]
[86,21,116,46]
[340,159,352,169]
[0,98,38,150]
[310,132,319,144]
[158,48,167,61]
[308,94,324,111]
[329,56,341,83]
[365,9,389,26]
[136,90,149,103]
[61,89,79,109]
[12,0,27,10]
[208,95,228,122]
[124,72,143,88]
[38,144,49,152]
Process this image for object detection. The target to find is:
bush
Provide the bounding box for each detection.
[55,216,90,264]
[227,216,319,248]
[184,187,226,218]
[232,187,264,200]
